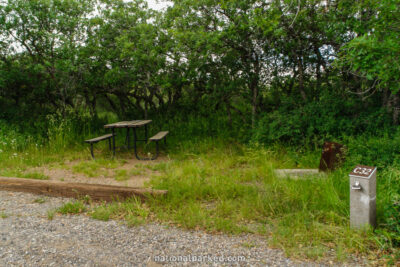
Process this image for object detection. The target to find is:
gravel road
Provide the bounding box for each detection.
[0,190,360,266]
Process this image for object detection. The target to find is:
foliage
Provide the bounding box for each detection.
[377,166,400,247]
[339,0,400,92]
[252,89,392,145]
[57,200,87,214]
[1,0,398,126]
[0,0,399,262]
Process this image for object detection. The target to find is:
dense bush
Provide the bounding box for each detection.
[253,89,392,146]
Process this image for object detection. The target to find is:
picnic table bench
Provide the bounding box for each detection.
[142,131,169,160]
[85,120,168,160]
[84,133,115,159]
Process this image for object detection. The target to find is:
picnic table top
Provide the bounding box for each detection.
[104,120,152,128]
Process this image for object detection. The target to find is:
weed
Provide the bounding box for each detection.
[145,162,167,172]
[33,198,46,204]
[114,169,129,181]
[57,201,87,214]
[0,169,49,180]
[72,159,121,177]
[22,172,49,180]
[0,212,8,219]
[126,214,145,227]
[241,242,256,248]
[91,197,149,226]
[129,168,144,176]
[80,195,92,205]
[47,209,55,220]
[91,205,112,221]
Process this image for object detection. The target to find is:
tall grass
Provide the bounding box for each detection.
[0,111,399,264]
[146,141,393,261]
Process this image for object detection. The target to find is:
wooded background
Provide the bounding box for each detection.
[0,0,399,144]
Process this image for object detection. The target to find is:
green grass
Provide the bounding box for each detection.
[114,167,146,181]
[145,162,167,172]
[114,169,129,181]
[33,197,46,204]
[22,171,49,180]
[145,140,397,263]
[0,212,8,219]
[57,201,87,214]
[47,209,56,220]
[0,168,49,180]
[91,197,149,227]
[80,138,400,264]
[129,165,145,176]
[0,126,398,264]
[72,159,122,177]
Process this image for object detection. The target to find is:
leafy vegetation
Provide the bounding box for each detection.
[57,201,87,214]
[1,0,399,129]
[91,197,150,226]
[0,0,399,265]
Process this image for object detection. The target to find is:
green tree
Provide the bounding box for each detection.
[0,0,94,113]
[166,0,281,127]
[338,0,400,123]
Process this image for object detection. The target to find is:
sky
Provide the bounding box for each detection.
[146,0,172,11]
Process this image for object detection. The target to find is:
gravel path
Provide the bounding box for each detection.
[0,190,358,266]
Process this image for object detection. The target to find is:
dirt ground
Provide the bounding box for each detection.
[30,155,168,188]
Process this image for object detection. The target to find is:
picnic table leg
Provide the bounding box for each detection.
[150,141,160,160]
[126,127,130,149]
[112,128,116,157]
[145,124,148,140]
[90,143,95,159]
[133,128,140,160]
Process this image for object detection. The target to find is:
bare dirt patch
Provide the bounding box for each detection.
[30,156,168,188]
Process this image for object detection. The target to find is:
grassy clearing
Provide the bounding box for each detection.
[114,169,129,181]
[130,164,146,175]
[72,158,122,177]
[143,139,398,264]
[113,167,147,181]
[0,168,49,180]
[0,131,398,264]
[0,144,86,179]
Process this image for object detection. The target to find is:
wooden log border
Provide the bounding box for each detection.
[0,177,167,202]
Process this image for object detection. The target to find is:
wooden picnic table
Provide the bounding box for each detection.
[104,120,152,157]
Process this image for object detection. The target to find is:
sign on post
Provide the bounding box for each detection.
[349,165,377,228]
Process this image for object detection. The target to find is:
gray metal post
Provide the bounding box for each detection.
[349,165,377,228]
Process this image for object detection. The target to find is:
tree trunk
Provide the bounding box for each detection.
[251,84,258,129]
[297,55,307,101]
[144,100,148,119]
[393,92,400,125]
[105,94,118,114]
[225,98,232,127]
[382,88,390,111]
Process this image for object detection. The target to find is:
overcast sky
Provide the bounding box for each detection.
[146,0,172,11]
